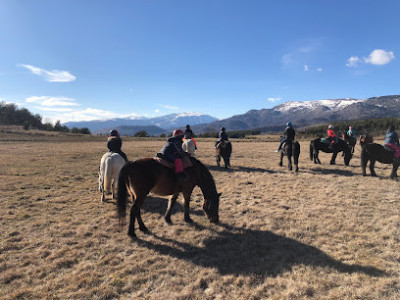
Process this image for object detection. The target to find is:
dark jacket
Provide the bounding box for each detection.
[385,129,399,145]
[107,136,122,152]
[184,129,194,139]
[160,136,185,162]
[218,130,228,141]
[284,127,296,140]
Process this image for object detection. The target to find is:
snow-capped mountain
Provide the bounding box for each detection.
[63,113,218,133]
[192,95,400,133]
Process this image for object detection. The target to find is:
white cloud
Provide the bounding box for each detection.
[304,64,309,71]
[268,97,281,102]
[19,64,76,82]
[34,107,75,112]
[158,104,179,110]
[26,96,79,107]
[346,56,361,67]
[346,49,395,68]
[155,109,160,113]
[364,49,395,65]
[317,68,323,72]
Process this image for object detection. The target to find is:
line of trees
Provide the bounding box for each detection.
[0,102,90,134]
[300,118,400,137]
[197,129,261,138]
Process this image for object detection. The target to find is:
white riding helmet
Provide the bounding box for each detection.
[328,124,334,129]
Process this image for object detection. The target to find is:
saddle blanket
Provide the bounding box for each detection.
[153,156,193,170]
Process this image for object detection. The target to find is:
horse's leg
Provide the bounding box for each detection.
[135,205,148,233]
[216,155,220,167]
[287,153,292,171]
[389,162,399,180]
[165,193,179,224]
[279,152,283,167]
[128,204,137,238]
[369,159,377,177]
[330,151,337,165]
[183,191,193,223]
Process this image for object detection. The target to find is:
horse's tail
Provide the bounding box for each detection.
[103,157,113,192]
[117,164,129,223]
[309,141,314,161]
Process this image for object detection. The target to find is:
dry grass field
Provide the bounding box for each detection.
[1,130,399,299]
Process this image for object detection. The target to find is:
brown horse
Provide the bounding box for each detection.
[216,141,232,168]
[117,157,221,238]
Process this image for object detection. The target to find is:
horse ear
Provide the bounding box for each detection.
[218,192,222,197]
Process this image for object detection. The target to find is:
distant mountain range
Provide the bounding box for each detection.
[191,95,400,133]
[64,113,219,135]
[64,95,400,135]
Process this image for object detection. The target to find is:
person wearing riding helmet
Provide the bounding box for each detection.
[215,127,229,148]
[384,125,400,162]
[159,129,188,181]
[107,129,128,162]
[184,124,197,149]
[327,124,338,149]
[275,122,296,152]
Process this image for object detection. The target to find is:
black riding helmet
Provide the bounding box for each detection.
[110,129,119,137]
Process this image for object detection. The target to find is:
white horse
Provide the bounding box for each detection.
[182,139,196,156]
[99,152,126,202]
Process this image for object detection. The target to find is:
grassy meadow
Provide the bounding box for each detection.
[1,129,399,299]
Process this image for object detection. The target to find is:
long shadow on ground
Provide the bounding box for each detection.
[136,223,387,278]
[208,165,277,174]
[305,167,354,177]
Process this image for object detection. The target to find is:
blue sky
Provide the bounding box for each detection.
[1,1,399,123]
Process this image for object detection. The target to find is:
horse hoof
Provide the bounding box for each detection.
[165,217,173,225]
[185,217,193,223]
[128,231,137,238]
[139,226,149,232]
[279,162,283,167]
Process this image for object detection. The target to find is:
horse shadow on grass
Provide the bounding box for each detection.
[305,167,355,177]
[135,223,387,278]
[208,165,277,174]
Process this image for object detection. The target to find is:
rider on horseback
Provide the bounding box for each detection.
[107,129,128,162]
[384,125,400,162]
[215,127,229,148]
[275,122,295,152]
[159,129,188,182]
[184,124,197,150]
[327,124,338,149]
[347,125,355,137]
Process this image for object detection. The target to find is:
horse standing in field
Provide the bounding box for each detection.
[360,135,400,179]
[216,141,232,168]
[99,152,126,202]
[279,140,301,172]
[182,138,196,156]
[342,132,357,154]
[310,137,352,166]
[117,157,220,238]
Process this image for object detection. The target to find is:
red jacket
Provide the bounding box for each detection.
[327,129,337,138]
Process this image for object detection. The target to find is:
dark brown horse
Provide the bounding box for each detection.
[310,137,352,166]
[279,139,300,172]
[216,141,232,168]
[360,135,400,179]
[117,157,220,238]
[342,132,357,154]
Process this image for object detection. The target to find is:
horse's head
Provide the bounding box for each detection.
[203,192,221,223]
[360,134,373,146]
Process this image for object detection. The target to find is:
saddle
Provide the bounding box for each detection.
[216,140,229,148]
[154,154,193,169]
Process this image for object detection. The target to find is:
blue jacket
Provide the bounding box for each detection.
[160,136,185,161]
[385,129,399,145]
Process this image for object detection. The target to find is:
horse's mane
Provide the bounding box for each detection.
[190,157,217,192]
